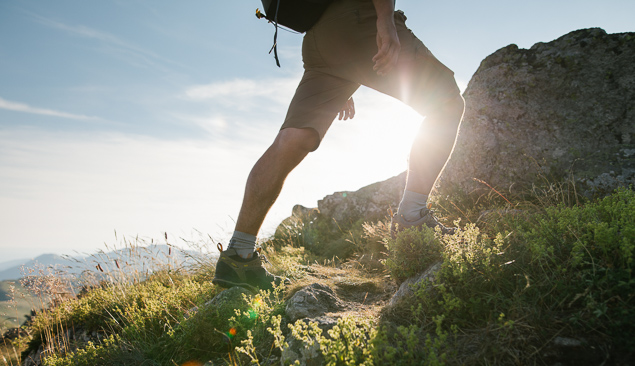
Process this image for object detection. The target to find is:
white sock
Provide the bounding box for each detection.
[227,231,257,259]
[397,190,429,222]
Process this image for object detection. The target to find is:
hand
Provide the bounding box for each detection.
[337,97,355,120]
[372,18,400,76]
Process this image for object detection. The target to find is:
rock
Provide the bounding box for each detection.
[285,283,345,322]
[280,334,323,366]
[273,172,406,257]
[22,344,44,366]
[1,326,28,341]
[317,172,406,226]
[276,172,406,236]
[389,262,441,306]
[542,336,605,365]
[440,28,635,198]
[274,205,320,237]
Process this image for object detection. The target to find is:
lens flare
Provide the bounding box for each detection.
[223,327,237,344]
[253,296,262,308]
[245,296,263,319]
[181,361,203,366]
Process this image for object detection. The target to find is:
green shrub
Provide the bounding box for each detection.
[391,188,635,364]
[383,226,444,284]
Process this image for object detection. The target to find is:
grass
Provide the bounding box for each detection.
[2,183,633,365]
[0,281,35,332]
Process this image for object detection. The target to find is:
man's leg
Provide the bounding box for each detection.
[227,127,319,257]
[405,94,465,196]
[213,127,319,291]
[393,94,464,233]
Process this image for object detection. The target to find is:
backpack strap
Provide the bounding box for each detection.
[265,0,281,67]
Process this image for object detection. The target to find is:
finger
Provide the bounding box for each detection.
[348,99,355,119]
[372,46,389,69]
[374,55,392,75]
[376,48,398,75]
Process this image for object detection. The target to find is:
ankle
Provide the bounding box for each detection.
[227,231,257,259]
[397,190,429,221]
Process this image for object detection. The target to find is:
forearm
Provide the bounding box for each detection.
[371,0,400,75]
[371,0,395,24]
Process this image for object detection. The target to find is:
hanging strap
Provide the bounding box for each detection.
[269,0,281,67]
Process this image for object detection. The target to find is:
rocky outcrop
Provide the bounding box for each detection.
[274,172,405,251]
[273,172,406,258]
[317,172,406,225]
[440,28,635,197]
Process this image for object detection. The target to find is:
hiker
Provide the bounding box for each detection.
[213,0,465,291]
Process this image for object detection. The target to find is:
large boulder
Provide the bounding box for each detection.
[440,28,635,197]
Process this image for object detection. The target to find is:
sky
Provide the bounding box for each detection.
[1,0,634,262]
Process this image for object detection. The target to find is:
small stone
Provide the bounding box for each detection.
[285,283,345,322]
[389,262,441,306]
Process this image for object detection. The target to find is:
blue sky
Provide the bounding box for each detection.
[1,0,634,261]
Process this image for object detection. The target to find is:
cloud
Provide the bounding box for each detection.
[178,76,301,138]
[184,77,299,108]
[30,14,183,71]
[0,97,99,121]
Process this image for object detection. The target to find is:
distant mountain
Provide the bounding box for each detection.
[0,258,31,272]
[0,245,213,281]
[0,254,71,281]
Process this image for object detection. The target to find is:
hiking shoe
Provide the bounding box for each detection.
[212,245,289,292]
[390,208,457,238]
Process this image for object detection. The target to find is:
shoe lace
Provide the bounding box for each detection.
[255,247,272,264]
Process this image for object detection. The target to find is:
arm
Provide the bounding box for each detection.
[371,0,400,76]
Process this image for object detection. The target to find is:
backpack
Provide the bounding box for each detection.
[256,0,334,67]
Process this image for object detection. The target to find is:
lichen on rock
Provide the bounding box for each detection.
[439,28,635,198]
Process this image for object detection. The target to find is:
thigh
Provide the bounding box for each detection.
[281,70,360,147]
[308,2,460,117]
[362,12,461,116]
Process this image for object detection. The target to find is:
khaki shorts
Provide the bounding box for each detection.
[280,0,460,147]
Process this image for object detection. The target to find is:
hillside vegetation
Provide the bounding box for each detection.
[1,185,633,365]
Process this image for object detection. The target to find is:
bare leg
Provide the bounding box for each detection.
[235,128,320,236]
[405,95,465,195]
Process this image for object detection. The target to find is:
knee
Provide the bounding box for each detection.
[274,128,321,153]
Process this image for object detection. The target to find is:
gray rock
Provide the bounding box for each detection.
[280,315,336,366]
[285,283,345,322]
[553,336,584,348]
[317,172,406,226]
[389,262,441,306]
[274,205,320,238]
[280,335,323,366]
[275,173,406,235]
[542,336,605,365]
[440,28,635,198]
[1,326,28,341]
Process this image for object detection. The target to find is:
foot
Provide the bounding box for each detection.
[212,245,289,292]
[390,208,456,238]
